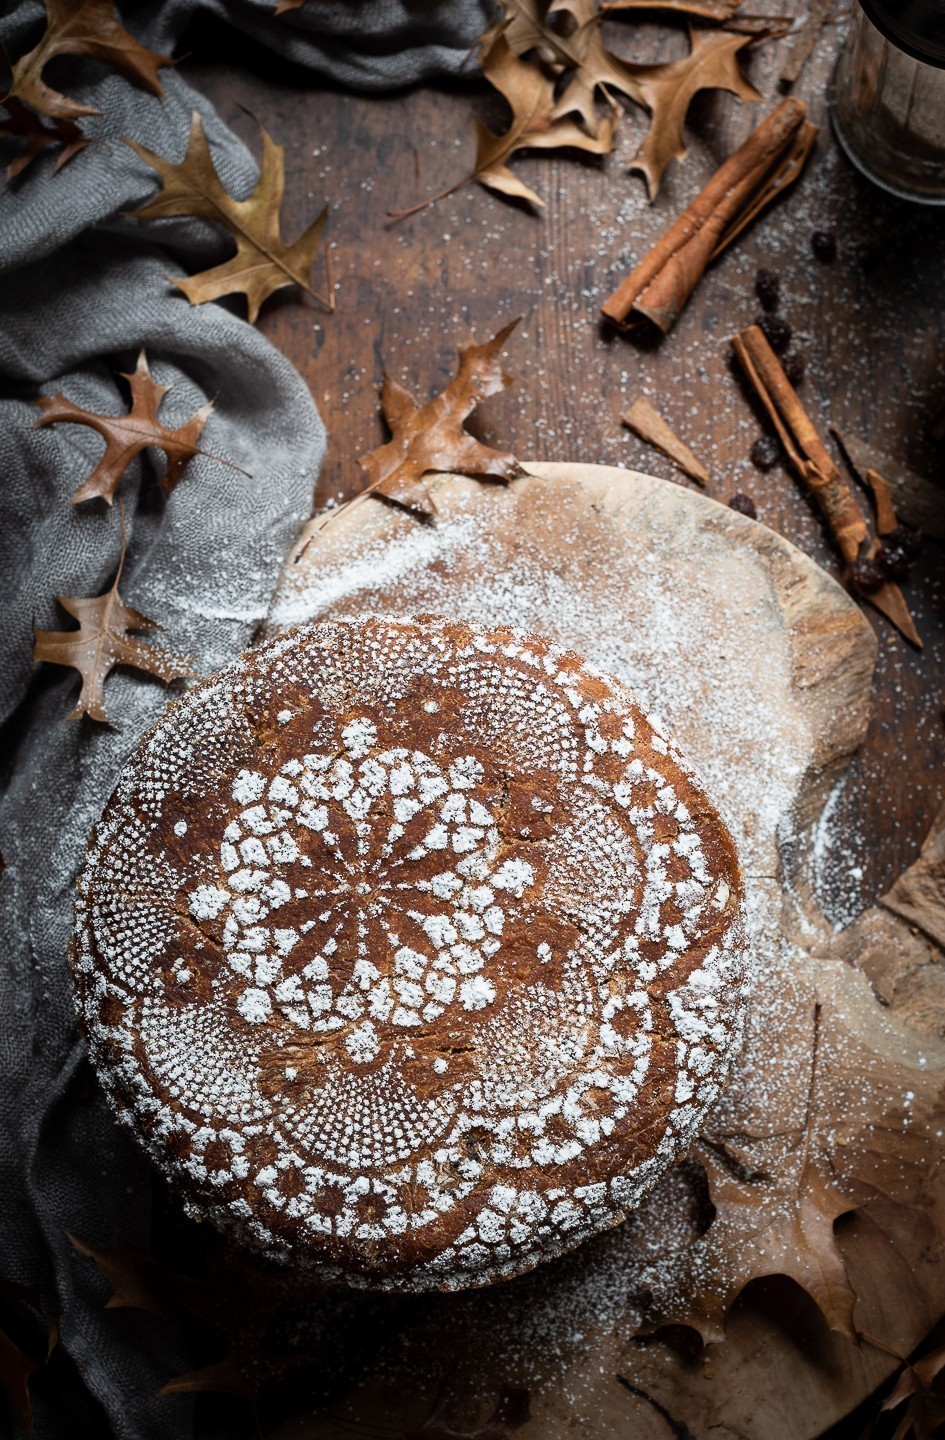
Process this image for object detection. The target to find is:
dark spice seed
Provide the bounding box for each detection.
[812,229,837,262]
[728,493,758,519]
[878,526,922,578]
[851,557,888,592]
[750,436,780,472]
[755,267,781,312]
[783,352,806,386]
[758,314,792,353]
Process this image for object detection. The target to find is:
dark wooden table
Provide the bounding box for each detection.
[181,9,945,1435]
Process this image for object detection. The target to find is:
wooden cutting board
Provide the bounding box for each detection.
[263,464,945,1440]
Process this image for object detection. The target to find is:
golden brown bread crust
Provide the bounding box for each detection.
[71,615,748,1290]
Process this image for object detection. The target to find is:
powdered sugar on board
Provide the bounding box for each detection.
[252,468,945,1434]
[268,465,876,917]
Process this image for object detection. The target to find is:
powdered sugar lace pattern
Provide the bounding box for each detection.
[71,617,748,1291]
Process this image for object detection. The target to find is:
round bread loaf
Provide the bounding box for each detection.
[72,615,749,1290]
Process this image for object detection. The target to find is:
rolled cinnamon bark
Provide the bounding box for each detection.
[602,98,816,334]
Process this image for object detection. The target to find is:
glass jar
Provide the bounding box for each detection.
[832,0,945,204]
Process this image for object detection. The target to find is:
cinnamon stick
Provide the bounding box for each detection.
[731,325,866,564]
[865,468,899,536]
[602,99,817,334]
[732,325,922,647]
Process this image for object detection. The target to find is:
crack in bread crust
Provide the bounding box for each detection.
[70,616,749,1291]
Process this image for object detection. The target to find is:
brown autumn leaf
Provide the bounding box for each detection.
[2,0,171,124]
[0,97,86,181]
[0,1280,58,1433]
[621,26,760,197]
[882,798,945,955]
[500,0,633,136]
[623,952,945,1348]
[34,350,218,505]
[880,1336,945,1440]
[34,518,193,723]
[358,319,524,517]
[832,428,945,544]
[70,1234,315,1402]
[390,28,616,216]
[126,111,332,323]
[505,2,765,196]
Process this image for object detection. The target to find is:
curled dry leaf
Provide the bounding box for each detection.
[1,0,171,124]
[879,1335,945,1440]
[33,515,193,723]
[621,26,760,198]
[69,1234,319,1403]
[357,319,525,519]
[0,1280,58,1434]
[34,349,220,505]
[126,112,332,323]
[391,28,616,216]
[626,956,945,1347]
[0,97,86,182]
[882,798,945,954]
[832,429,945,544]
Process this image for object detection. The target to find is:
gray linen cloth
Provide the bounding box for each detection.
[0,2,487,1435]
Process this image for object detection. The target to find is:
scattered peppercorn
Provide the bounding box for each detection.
[783,352,806,387]
[851,556,887,592]
[750,436,780,472]
[728,493,757,518]
[758,314,792,353]
[812,230,837,262]
[878,525,922,578]
[755,268,781,312]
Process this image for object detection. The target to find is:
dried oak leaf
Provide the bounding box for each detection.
[499,0,631,137]
[69,1236,314,1402]
[508,2,762,196]
[35,350,215,505]
[882,798,945,955]
[359,319,524,517]
[476,30,616,206]
[620,26,760,198]
[2,0,171,124]
[126,111,332,323]
[881,1337,945,1440]
[391,28,615,216]
[626,954,945,1347]
[34,543,193,723]
[0,1281,57,1434]
[0,97,86,181]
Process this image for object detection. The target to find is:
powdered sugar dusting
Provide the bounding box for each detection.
[71,615,747,1291]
